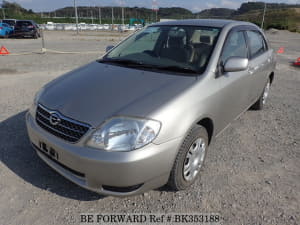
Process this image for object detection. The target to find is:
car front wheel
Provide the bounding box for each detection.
[167,125,208,191]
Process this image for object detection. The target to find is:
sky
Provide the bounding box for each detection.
[3,0,300,12]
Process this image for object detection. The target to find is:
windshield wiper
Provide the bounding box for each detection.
[155,65,199,74]
[99,59,199,74]
[99,58,148,67]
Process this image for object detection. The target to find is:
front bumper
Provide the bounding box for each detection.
[26,112,182,196]
[13,30,36,37]
[0,32,11,37]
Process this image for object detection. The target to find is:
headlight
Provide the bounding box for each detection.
[86,117,161,152]
[29,87,45,117]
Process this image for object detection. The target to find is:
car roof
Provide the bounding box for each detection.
[151,19,254,28]
[17,20,33,22]
[2,19,16,21]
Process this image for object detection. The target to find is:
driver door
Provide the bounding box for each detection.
[215,29,252,131]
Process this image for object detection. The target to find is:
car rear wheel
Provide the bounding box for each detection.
[251,79,271,110]
[167,125,208,191]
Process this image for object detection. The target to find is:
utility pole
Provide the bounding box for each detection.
[2,8,5,19]
[122,7,124,26]
[91,7,93,24]
[152,0,159,22]
[111,7,114,30]
[98,6,101,24]
[261,2,266,29]
[1,0,5,19]
[121,0,124,26]
[74,0,79,34]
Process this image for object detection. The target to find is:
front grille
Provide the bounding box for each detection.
[36,104,90,142]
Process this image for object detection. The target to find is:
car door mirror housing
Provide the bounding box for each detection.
[106,45,115,53]
[224,57,249,72]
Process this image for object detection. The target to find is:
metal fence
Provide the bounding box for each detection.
[39,23,140,31]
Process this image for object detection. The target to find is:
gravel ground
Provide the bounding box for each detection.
[0,30,299,225]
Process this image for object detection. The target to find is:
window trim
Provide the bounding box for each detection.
[216,26,250,77]
[245,30,268,59]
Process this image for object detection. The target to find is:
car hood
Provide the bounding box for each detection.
[40,61,195,127]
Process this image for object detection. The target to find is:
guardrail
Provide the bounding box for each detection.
[39,23,140,32]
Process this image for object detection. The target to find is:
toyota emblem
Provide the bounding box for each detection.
[49,113,61,126]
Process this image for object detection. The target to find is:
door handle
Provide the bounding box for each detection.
[248,68,254,74]
[248,66,259,74]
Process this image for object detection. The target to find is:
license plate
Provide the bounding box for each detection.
[39,142,59,160]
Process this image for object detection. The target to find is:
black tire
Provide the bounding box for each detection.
[167,125,208,191]
[33,33,38,39]
[251,79,271,110]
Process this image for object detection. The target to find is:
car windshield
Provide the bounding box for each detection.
[16,21,32,26]
[101,25,221,75]
[3,20,15,26]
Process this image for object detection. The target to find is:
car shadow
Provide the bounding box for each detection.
[0,111,104,201]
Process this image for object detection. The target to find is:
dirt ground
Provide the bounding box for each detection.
[0,30,299,225]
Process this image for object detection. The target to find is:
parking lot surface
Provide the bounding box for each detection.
[0,30,299,225]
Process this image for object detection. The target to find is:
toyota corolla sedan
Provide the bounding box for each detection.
[26,19,276,196]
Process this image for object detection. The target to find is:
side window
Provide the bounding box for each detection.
[220,31,248,64]
[246,30,267,58]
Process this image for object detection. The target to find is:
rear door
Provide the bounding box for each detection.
[245,30,272,103]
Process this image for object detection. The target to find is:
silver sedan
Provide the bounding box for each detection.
[26,19,276,196]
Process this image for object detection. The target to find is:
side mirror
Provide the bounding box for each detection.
[224,57,249,72]
[106,45,114,53]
